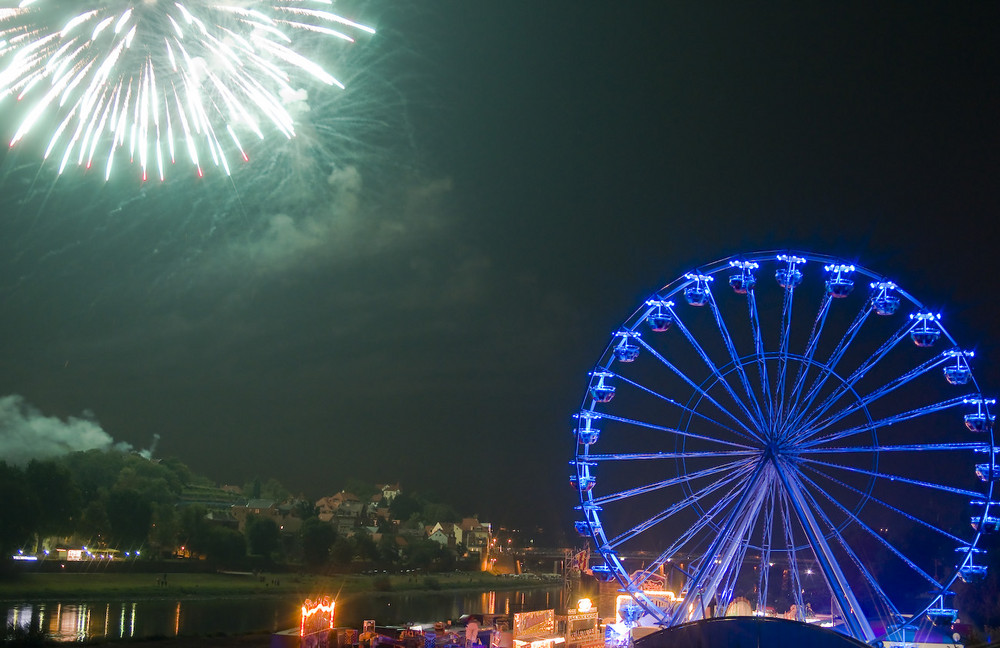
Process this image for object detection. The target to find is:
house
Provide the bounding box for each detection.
[316,491,365,521]
[425,522,458,549]
[231,499,281,531]
[460,518,492,555]
[376,483,401,503]
[205,510,239,529]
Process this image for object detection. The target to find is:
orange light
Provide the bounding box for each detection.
[577,598,592,613]
[300,597,335,637]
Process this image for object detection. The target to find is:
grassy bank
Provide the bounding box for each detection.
[0,571,556,601]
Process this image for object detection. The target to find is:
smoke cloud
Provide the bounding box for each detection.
[0,394,134,464]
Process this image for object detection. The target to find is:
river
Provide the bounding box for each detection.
[3,587,570,642]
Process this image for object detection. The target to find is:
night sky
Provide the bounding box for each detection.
[1,2,998,535]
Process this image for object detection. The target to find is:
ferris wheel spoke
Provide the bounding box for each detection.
[800,480,904,622]
[604,461,758,549]
[790,320,914,436]
[781,293,833,433]
[790,352,950,445]
[635,336,764,443]
[799,441,985,455]
[707,291,768,429]
[718,521,755,614]
[800,463,970,546]
[777,489,807,621]
[588,450,757,462]
[797,467,945,591]
[667,305,767,436]
[798,456,984,499]
[747,289,776,428]
[785,300,874,434]
[598,409,758,450]
[615,372,750,441]
[800,395,971,449]
[590,457,756,506]
[625,470,761,591]
[774,283,797,428]
[757,486,777,614]
[672,463,774,624]
[830,534,903,628]
[774,462,875,641]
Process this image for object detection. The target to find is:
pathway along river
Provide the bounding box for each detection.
[3,587,569,642]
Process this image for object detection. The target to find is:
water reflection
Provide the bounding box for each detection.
[5,602,142,642]
[4,598,294,642]
[3,588,565,643]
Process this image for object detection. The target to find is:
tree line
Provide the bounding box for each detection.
[0,449,473,574]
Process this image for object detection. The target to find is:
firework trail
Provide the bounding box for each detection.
[0,0,373,181]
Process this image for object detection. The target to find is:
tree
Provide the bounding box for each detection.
[106,489,153,547]
[330,537,355,566]
[404,539,448,570]
[377,533,400,564]
[0,462,36,559]
[389,493,421,521]
[62,450,127,500]
[294,499,317,519]
[246,516,281,558]
[261,478,289,502]
[422,502,460,524]
[300,518,335,567]
[159,457,193,488]
[204,526,246,568]
[343,479,377,502]
[149,502,179,557]
[353,529,378,562]
[247,478,262,499]
[25,460,80,538]
[113,459,182,503]
[178,504,210,556]
[77,498,110,543]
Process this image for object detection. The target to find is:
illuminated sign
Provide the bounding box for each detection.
[67,550,83,562]
[566,610,599,639]
[300,597,335,637]
[514,609,555,639]
[512,638,565,648]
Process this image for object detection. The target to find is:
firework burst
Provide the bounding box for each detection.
[0,0,373,181]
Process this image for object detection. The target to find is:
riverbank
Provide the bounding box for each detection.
[0,571,558,601]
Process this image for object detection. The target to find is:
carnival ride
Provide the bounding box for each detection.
[571,251,996,644]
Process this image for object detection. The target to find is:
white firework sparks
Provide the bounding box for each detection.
[0,0,373,181]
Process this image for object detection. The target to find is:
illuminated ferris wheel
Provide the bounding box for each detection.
[571,251,997,644]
